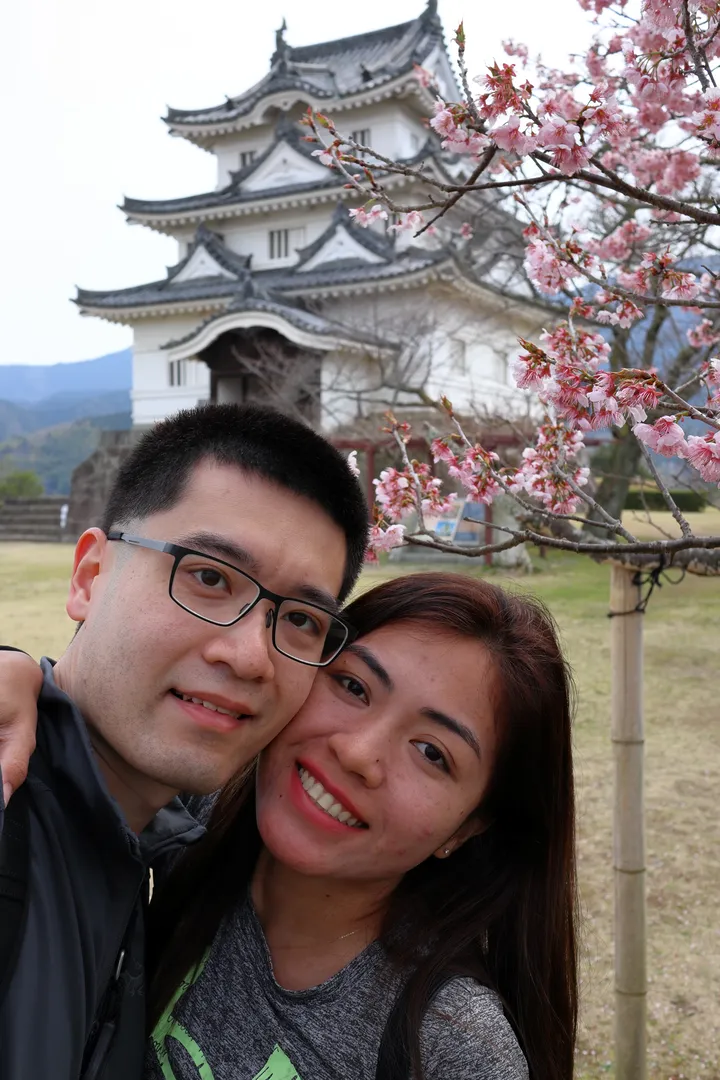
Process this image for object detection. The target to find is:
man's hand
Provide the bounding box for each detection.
[0,650,43,805]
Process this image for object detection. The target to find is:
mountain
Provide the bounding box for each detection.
[0,348,132,404]
[0,412,132,495]
[0,349,134,493]
[0,390,131,442]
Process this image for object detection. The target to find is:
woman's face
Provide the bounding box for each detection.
[255,621,499,886]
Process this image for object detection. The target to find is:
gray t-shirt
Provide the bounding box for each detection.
[145,896,528,1080]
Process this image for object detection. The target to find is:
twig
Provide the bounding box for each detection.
[636,440,694,537]
[682,0,711,91]
[389,422,429,535]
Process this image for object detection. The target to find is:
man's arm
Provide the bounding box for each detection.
[0,648,43,806]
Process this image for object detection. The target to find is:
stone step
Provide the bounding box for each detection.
[0,533,67,543]
[0,494,71,542]
[0,509,67,523]
[1,497,67,509]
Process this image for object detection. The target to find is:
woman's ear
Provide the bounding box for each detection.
[433,816,487,860]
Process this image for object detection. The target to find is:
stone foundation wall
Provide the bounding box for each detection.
[67,429,143,538]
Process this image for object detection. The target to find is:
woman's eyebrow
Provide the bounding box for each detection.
[344,644,394,690]
[421,708,482,759]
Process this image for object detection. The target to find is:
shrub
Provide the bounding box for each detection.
[0,470,44,500]
[624,488,706,513]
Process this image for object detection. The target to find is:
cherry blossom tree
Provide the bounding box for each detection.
[304,0,720,575]
[307,5,720,1078]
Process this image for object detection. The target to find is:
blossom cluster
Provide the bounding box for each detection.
[507,423,590,515]
[331,0,720,558]
[373,463,457,521]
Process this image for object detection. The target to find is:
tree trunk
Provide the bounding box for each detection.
[610,566,647,1080]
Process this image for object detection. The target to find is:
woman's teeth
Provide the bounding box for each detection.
[297,766,365,828]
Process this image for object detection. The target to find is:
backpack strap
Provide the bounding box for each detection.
[0,772,31,1010]
[375,971,455,1080]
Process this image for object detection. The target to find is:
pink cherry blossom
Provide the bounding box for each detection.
[373,468,412,521]
[430,438,459,468]
[347,450,361,478]
[512,342,553,390]
[502,39,529,63]
[413,64,437,90]
[633,416,689,457]
[388,210,425,233]
[429,100,458,139]
[311,148,335,166]
[685,432,720,483]
[524,238,576,294]
[687,320,720,349]
[660,271,699,301]
[550,142,594,176]
[368,523,406,555]
[491,115,536,156]
[349,205,388,227]
[589,220,653,262]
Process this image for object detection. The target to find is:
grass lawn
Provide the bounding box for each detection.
[1,540,719,1078]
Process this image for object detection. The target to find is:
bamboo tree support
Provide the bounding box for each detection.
[610,565,647,1080]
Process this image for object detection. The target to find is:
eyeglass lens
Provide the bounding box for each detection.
[171,553,346,664]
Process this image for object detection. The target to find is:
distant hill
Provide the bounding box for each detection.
[0,389,131,442]
[0,348,132,404]
[0,412,132,495]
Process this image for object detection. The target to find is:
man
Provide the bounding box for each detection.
[0,402,368,1079]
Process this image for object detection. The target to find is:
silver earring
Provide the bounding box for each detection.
[444,847,451,857]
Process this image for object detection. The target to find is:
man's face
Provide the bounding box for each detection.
[57,461,348,800]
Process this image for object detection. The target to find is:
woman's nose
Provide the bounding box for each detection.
[327,724,387,789]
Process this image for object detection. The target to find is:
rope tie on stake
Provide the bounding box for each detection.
[607,555,686,618]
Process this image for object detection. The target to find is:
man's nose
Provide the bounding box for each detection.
[201,602,277,682]
[327,722,388,789]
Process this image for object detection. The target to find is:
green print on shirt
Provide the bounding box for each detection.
[252,1045,305,1080]
[151,952,305,1080]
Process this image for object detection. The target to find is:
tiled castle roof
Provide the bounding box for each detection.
[75,216,453,317]
[165,2,448,130]
[122,119,442,223]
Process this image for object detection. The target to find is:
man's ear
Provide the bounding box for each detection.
[66,529,109,623]
[433,815,488,860]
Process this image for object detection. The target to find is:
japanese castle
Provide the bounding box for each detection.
[76,1,540,431]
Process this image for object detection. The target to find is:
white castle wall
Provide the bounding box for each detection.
[132,318,210,427]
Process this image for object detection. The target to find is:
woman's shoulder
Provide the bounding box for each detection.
[420,977,529,1080]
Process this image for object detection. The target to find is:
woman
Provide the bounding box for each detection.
[145,573,577,1080]
[0,572,577,1080]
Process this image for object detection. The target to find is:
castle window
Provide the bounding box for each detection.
[350,129,371,158]
[449,339,468,375]
[169,359,189,387]
[239,150,256,168]
[269,229,290,260]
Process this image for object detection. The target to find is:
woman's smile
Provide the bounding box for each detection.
[295,763,368,828]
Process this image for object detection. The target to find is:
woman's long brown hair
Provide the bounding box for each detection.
[147,573,578,1080]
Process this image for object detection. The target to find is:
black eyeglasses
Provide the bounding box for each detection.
[106,531,355,667]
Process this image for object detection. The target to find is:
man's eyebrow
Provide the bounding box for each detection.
[176,532,261,576]
[175,531,339,613]
[292,585,340,615]
[344,644,394,690]
[421,708,482,759]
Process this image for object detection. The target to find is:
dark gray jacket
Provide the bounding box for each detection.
[0,659,204,1080]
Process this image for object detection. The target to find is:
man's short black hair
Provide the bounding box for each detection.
[101,403,368,601]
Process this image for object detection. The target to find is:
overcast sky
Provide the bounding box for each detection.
[1,0,590,366]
